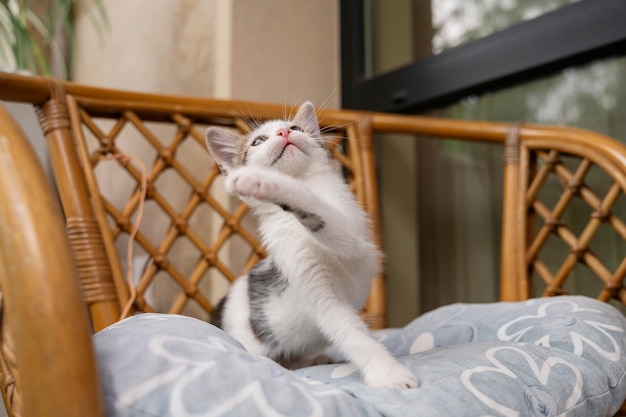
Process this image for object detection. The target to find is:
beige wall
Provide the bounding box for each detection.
[228,0,339,107]
[74,0,217,96]
[74,0,339,108]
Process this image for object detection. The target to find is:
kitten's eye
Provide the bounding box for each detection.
[290,125,303,132]
[252,135,268,146]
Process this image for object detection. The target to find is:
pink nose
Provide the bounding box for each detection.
[276,127,291,139]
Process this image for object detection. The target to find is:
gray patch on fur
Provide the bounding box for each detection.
[210,294,228,329]
[248,258,287,347]
[279,204,325,232]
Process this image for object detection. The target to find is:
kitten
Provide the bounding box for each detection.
[205,102,417,389]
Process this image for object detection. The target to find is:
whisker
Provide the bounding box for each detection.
[319,121,353,134]
[319,134,348,154]
[207,104,266,138]
[317,87,339,111]
[287,101,301,122]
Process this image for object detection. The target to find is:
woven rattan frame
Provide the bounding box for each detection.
[517,131,626,303]
[1,72,626,416]
[62,93,379,329]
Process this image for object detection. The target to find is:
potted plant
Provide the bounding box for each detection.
[0,0,107,79]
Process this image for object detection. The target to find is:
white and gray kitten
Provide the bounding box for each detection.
[205,102,417,389]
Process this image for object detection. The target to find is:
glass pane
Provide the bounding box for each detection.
[434,56,626,136]
[366,0,581,77]
[417,56,626,312]
[432,0,581,53]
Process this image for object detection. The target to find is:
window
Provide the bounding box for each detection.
[341,0,626,113]
[341,0,626,320]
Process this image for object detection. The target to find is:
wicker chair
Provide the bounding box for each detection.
[1,71,625,417]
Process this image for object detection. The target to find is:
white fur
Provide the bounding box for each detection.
[206,102,418,389]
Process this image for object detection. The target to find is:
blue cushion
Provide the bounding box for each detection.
[94,296,626,417]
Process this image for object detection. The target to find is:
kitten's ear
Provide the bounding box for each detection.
[205,127,241,174]
[293,101,320,138]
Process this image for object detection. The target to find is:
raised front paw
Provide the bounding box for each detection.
[364,361,418,389]
[225,168,279,201]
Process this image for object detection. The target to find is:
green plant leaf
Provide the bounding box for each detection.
[0,0,108,77]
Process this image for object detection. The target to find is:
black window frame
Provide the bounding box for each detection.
[341,0,626,113]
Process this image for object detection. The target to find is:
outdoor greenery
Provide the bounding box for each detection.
[431,0,580,53]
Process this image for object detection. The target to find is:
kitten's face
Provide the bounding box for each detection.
[206,102,331,178]
[241,120,327,177]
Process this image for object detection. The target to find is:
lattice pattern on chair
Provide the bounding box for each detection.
[525,148,626,305]
[66,97,363,321]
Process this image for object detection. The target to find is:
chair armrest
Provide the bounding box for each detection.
[0,101,105,417]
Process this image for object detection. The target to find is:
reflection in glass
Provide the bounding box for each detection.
[432,0,580,53]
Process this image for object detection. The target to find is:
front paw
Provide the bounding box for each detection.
[364,361,418,389]
[225,168,278,201]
